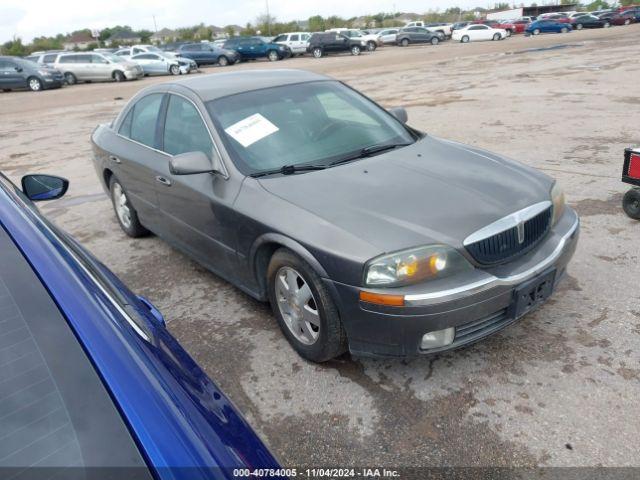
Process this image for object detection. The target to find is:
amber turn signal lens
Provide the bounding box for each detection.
[359,291,405,307]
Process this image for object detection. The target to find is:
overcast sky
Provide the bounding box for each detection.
[0,0,498,43]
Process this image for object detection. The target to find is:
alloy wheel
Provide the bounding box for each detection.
[268,50,279,61]
[112,183,132,229]
[275,267,320,346]
[29,78,42,91]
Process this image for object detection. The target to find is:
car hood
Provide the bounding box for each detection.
[258,136,552,253]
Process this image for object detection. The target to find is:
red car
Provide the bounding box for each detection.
[498,19,530,34]
[601,10,637,25]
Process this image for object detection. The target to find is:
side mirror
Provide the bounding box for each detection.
[169,151,223,175]
[389,106,408,124]
[15,66,23,72]
[21,174,69,201]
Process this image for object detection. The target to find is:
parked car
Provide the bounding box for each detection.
[0,171,282,477]
[131,52,188,75]
[451,21,472,31]
[272,32,311,55]
[423,22,454,37]
[221,37,291,62]
[498,19,530,34]
[571,14,610,29]
[23,50,64,66]
[53,52,143,84]
[114,44,163,58]
[396,27,442,46]
[0,56,64,92]
[90,69,579,362]
[537,13,572,23]
[176,42,240,66]
[376,28,399,44]
[452,24,509,42]
[326,28,381,51]
[525,20,572,35]
[307,32,364,57]
[599,10,637,25]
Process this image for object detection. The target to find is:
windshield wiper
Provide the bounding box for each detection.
[249,164,327,178]
[328,142,412,167]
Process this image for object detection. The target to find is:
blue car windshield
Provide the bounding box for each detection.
[207,80,415,174]
[0,226,151,477]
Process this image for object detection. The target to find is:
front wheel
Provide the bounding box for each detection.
[64,72,77,85]
[267,249,347,362]
[351,45,361,55]
[366,41,377,51]
[461,35,470,43]
[113,70,125,82]
[431,36,439,45]
[267,50,279,62]
[561,27,568,33]
[533,28,541,35]
[312,47,323,58]
[218,55,229,66]
[401,38,409,47]
[169,64,180,75]
[622,188,640,220]
[109,176,149,237]
[576,23,583,30]
[493,33,501,40]
[28,77,43,92]
[604,22,611,28]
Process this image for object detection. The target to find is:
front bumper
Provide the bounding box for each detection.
[329,207,580,358]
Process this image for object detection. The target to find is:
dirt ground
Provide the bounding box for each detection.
[1,26,639,470]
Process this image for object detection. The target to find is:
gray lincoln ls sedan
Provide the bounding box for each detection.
[91,69,579,362]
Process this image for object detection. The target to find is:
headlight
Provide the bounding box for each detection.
[364,245,473,287]
[37,70,52,76]
[551,182,566,225]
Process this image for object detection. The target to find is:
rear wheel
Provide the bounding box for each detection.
[218,55,229,66]
[604,22,611,28]
[351,45,361,55]
[27,77,42,92]
[109,176,149,238]
[268,50,279,61]
[366,40,377,51]
[169,64,180,75]
[312,47,323,58]
[431,36,439,45]
[64,72,77,85]
[533,28,541,35]
[267,248,347,362]
[624,19,631,25]
[493,33,501,40]
[622,188,640,219]
[576,23,583,30]
[461,35,470,43]
[401,38,409,47]
[113,70,125,82]
[560,27,568,33]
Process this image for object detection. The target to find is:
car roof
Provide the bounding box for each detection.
[170,68,331,101]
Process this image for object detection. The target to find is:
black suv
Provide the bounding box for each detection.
[396,27,441,46]
[307,33,364,58]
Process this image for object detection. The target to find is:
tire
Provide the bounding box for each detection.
[401,38,409,47]
[312,47,323,58]
[624,19,631,25]
[506,29,512,37]
[350,45,361,56]
[576,23,583,30]
[218,55,229,66]
[27,77,43,92]
[64,72,77,85]
[267,50,279,62]
[461,35,470,43]
[604,22,611,28]
[431,36,439,45]
[169,64,180,75]
[109,175,149,238]
[366,40,377,51]
[561,27,568,33]
[533,28,541,35]
[267,248,347,362]
[622,188,640,220]
[113,70,126,82]
[493,33,501,40]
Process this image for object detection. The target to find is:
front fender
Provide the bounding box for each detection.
[249,232,329,279]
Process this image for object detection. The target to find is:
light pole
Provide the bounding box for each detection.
[266,0,271,35]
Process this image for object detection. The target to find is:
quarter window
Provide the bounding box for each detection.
[163,95,213,158]
[126,94,163,147]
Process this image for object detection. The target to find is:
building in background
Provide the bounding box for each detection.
[106,30,142,46]
[62,32,94,50]
[487,3,579,20]
[150,28,177,44]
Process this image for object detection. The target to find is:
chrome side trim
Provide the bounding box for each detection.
[405,215,579,305]
[463,201,552,246]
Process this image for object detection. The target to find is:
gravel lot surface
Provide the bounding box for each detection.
[1,26,639,470]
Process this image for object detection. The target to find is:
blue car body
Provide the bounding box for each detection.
[0,172,282,479]
[526,20,573,34]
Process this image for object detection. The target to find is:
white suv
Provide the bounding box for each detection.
[272,32,311,55]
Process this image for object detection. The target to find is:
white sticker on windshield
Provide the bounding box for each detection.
[224,113,279,148]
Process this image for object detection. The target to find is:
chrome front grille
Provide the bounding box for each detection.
[465,204,552,265]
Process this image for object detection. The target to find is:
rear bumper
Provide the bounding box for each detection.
[328,208,580,358]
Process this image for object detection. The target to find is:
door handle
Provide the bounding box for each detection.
[109,155,121,164]
[155,176,172,186]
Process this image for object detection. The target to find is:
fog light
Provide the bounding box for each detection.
[420,327,455,349]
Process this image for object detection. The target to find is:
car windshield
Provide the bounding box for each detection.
[103,53,126,63]
[207,80,415,175]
